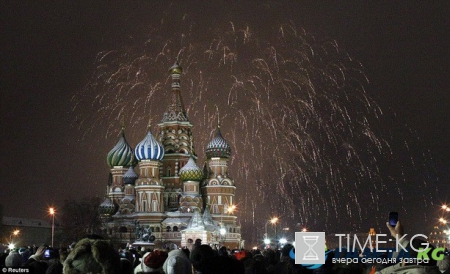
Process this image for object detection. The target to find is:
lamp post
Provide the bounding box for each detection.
[438,204,450,248]
[10,229,20,243]
[264,217,279,247]
[49,207,55,247]
[218,204,236,247]
[442,205,450,212]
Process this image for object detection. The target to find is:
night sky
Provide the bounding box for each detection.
[1,1,449,244]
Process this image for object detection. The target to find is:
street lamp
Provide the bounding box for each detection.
[49,207,55,247]
[265,217,278,236]
[437,204,450,248]
[218,204,236,245]
[270,217,278,241]
[227,204,236,214]
[10,229,20,243]
[264,217,279,245]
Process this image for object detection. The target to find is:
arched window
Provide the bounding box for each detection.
[173,226,178,232]
[166,226,171,232]
[167,166,171,177]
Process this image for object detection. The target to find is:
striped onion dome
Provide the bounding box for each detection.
[123,166,138,185]
[98,197,117,216]
[106,129,135,167]
[180,157,203,181]
[205,127,231,159]
[135,129,164,161]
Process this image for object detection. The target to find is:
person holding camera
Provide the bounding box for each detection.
[376,221,440,274]
[23,244,48,273]
[46,248,68,274]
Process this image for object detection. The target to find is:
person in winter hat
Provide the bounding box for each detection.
[5,249,22,267]
[162,249,192,274]
[134,250,168,274]
[62,238,121,274]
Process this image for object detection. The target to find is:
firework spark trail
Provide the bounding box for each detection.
[72,15,437,243]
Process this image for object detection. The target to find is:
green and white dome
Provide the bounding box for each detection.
[106,129,135,167]
[179,157,203,181]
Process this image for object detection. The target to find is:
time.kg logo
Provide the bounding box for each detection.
[293,232,326,268]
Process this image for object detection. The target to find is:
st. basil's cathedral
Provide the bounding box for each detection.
[98,62,243,249]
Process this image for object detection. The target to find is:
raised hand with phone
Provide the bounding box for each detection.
[386,211,403,239]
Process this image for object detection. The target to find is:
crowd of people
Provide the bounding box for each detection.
[1,222,450,273]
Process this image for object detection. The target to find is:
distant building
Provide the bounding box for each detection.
[1,216,52,247]
[99,62,242,249]
[429,225,448,248]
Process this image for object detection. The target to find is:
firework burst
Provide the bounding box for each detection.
[73,11,436,244]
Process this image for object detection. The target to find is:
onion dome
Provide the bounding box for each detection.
[98,197,118,216]
[169,62,182,75]
[135,129,164,161]
[180,157,203,181]
[123,166,138,185]
[107,129,135,168]
[205,127,231,158]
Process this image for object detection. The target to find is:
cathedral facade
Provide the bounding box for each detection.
[99,62,242,249]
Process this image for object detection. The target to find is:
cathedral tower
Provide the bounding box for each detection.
[202,124,238,229]
[134,125,165,226]
[106,127,135,207]
[158,62,196,211]
[179,157,204,213]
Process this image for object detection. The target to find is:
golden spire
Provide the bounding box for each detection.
[216,105,220,129]
[120,115,125,135]
[147,116,152,131]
